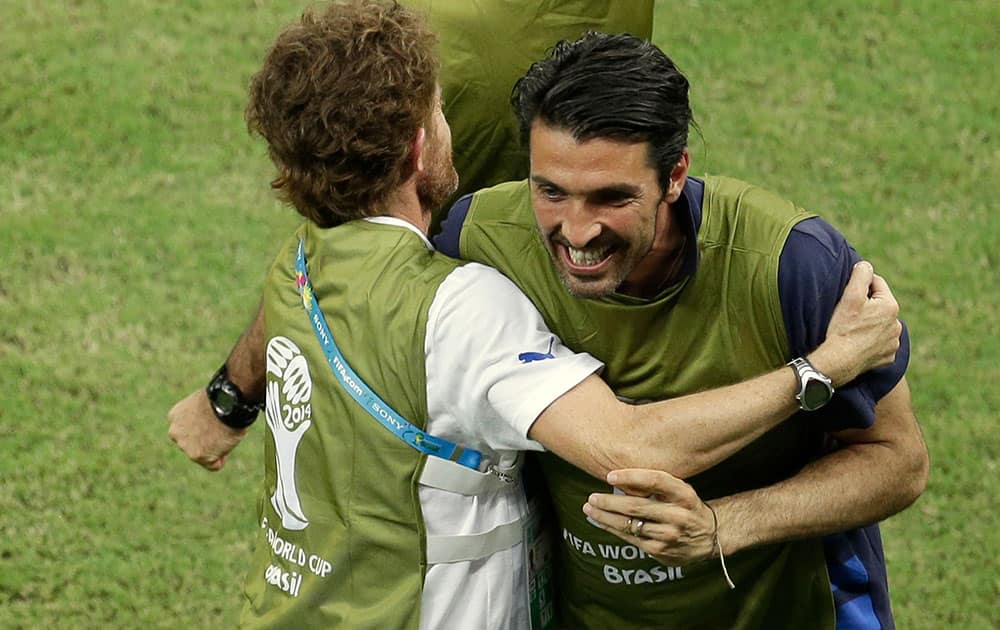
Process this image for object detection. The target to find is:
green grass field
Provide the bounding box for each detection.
[2,1,997,627]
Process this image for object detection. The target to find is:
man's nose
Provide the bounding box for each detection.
[560,203,602,247]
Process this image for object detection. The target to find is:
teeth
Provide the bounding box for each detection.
[567,245,611,266]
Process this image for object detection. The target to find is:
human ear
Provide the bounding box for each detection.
[411,127,427,173]
[666,148,691,202]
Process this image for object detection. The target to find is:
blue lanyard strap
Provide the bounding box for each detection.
[294,239,482,471]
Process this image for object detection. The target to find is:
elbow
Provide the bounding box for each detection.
[599,439,704,481]
[594,440,635,479]
[674,443,737,479]
[892,438,929,512]
[658,450,713,480]
[904,442,930,506]
[595,404,711,480]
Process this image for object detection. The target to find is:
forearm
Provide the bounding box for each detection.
[166,301,268,471]
[226,301,267,402]
[581,437,923,567]
[614,368,800,478]
[709,443,915,554]
[605,343,855,479]
[708,380,927,555]
[540,344,877,482]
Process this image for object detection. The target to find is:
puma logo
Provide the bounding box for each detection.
[518,337,556,363]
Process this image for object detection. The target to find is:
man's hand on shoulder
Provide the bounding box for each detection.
[167,389,248,471]
[808,261,902,386]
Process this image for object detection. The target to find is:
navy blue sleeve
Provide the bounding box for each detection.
[433,193,474,258]
[779,217,910,432]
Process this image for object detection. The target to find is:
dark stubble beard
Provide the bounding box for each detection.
[542,230,646,299]
[550,248,636,298]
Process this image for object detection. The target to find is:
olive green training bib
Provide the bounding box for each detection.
[241,221,462,628]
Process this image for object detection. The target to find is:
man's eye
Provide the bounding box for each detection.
[594,193,634,207]
[539,187,564,200]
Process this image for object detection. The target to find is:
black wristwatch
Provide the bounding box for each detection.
[206,364,264,429]
[788,357,835,412]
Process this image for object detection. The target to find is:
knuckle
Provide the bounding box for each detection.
[647,541,669,555]
[589,495,609,509]
[678,494,698,510]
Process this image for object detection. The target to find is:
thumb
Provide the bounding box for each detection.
[869,272,894,301]
[843,261,874,302]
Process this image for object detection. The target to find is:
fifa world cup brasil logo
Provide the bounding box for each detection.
[265,336,314,530]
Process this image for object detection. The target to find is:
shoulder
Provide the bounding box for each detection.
[777,218,910,429]
[266,224,313,283]
[778,217,859,351]
[781,218,856,292]
[434,180,534,259]
[467,180,533,223]
[434,194,474,258]
[434,263,529,315]
[785,216,853,261]
[702,175,807,220]
[700,176,814,247]
[428,262,564,356]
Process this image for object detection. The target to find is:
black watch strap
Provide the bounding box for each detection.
[206,364,264,429]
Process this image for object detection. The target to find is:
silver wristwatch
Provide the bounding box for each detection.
[788,357,834,411]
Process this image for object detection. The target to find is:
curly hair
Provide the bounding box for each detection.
[246,0,438,226]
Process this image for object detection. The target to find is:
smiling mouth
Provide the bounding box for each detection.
[558,243,615,272]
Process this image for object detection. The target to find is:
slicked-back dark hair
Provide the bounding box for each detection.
[512,32,693,193]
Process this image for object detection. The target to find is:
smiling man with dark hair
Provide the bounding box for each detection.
[434,31,927,629]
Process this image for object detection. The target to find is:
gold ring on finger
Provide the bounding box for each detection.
[635,519,646,537]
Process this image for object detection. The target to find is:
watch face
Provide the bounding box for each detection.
[802,379,832,410]
[212,388,238,416]
[207,366,261,428]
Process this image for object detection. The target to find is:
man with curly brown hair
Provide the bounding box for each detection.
[168,0,655,472]
[197,2,903,627]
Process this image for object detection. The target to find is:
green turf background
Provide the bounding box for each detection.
[1,1,996,627]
